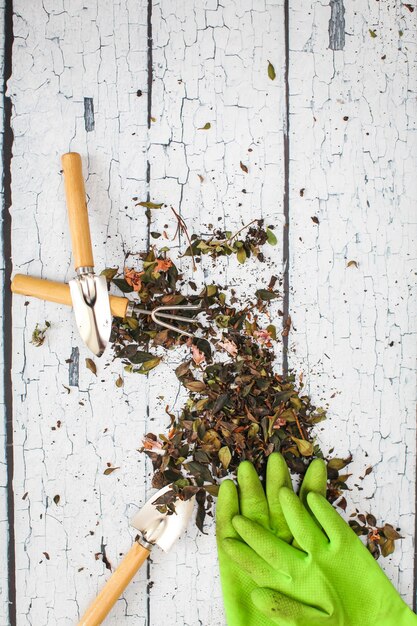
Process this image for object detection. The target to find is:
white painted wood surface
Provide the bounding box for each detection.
[2,0,416,624]
[0,0,8,623]
[288,0,417,602]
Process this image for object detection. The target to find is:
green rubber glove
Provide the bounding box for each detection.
[216,453,327,626]
[224,486,417,626]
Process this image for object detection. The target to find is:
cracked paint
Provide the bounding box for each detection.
[2,0,416,624]
[288,0,417,606]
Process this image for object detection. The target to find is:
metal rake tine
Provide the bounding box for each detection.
[152,303,202,325]
[150,309,195,338]
[154,311,200,324]
[155,304,202,312]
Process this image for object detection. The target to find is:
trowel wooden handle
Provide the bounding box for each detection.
[12,274,73,306]
[62,152,94,271]
[11,274,129,318]
[78,542,151,626]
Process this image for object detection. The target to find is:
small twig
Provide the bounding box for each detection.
[226,219,259,243]
[170,207,197,271]
[293,410,306,440]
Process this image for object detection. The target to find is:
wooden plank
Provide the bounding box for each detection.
[146,1,286,624]
[9,1,150,623]
[288,0,417,604]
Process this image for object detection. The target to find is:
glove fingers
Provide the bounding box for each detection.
[232,515,304,579]
[221,537,276,586]
[251,588,327,625]
[306,491,347,545]
[237,461,269,527]
[216,479,240,541]
[279,487,326,552]
[266,453,293,540]
[299,458,327,508]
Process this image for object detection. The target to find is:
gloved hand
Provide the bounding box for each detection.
[216,453,327,626]
[223,486,417,626]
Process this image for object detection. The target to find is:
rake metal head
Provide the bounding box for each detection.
[150,303,201,338]
[127,302,202,338]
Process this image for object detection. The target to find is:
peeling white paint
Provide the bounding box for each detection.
[2,0,416,624]
[288,0,417,606]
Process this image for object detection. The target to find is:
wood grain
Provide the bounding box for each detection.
[11,275,129,319]
[62,152,95,271]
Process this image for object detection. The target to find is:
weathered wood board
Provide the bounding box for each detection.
[289,0,417,600]
[1,0,416,625]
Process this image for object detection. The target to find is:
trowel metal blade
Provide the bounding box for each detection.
[69,274,112,356]
[130,485,195,552]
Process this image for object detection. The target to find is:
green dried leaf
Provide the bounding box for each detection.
[369,29,377,38]
[328,456,352,471]
[101,267,118,281]
[186,461,213,483]
[205,484,219,497]
[291,437,314,457]
[266,324,277,340]
[237,247,247,264]
[218,446,232,469]
[256,289,278,301]
[115,375,123,388]
[268,60,276,80]
[266,227,277,246]
[206,284,217,297]
[138,357,161,373]
[126,317,139,330]
[117,344,155,365]
[30,322,51,347]
[137,201,164,209]
[199,122,211,130]
[112,278,134,293]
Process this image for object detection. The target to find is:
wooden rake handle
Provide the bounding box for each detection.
[62,152,94,271]
[78,542,151,626]
[11,274,129,319]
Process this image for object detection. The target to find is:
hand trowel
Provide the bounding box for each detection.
[62,152,112,356]
[78,485,195,626]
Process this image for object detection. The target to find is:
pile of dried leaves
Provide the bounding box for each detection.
[101,218,400,559]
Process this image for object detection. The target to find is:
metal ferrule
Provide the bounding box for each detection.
[136,531,155,552]
[125,301,136,318]
[76,266,95,276]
